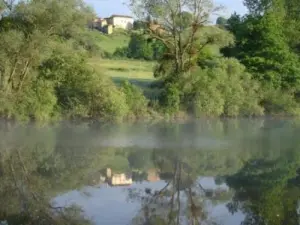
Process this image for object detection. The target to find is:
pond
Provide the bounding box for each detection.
[1,119,300,225]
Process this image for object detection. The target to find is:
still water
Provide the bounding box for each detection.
[1,119,300,225]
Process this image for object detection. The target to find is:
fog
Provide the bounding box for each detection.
[0,118,299,151]
[1,118,300,225]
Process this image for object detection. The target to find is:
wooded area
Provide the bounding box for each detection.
[0,0,299,123]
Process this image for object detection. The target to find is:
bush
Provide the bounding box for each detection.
[183,58,264,117]
[102,51,113,59]
[39,49,129,122]
[86,75,129,123]
[0,79,58,122]
[121,80,149,118]
[159,83,181,115]
[113,47,129,58]
[261,88,300,116]
[74,30,102,56]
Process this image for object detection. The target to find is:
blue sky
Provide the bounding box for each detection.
[85,0,248,19]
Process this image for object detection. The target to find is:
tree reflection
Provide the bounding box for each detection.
[0,119,299,225]
[0,124,92,225]
[226,152,300,225]
[128,149,228,225]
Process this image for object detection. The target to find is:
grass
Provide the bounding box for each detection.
[88,58,161,99]
[90,58,155,79]
[88,29,162,99]
[92,29,131,54]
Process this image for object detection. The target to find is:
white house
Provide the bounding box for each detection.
[107,14,134,30]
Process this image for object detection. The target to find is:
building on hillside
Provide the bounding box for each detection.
[106,14,134,30]
[92,14,134,34]
[92,17,105,29]
[103,24,113,34]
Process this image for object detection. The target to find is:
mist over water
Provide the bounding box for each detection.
[1,118,300,225]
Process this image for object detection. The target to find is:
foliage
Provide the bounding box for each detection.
[113,46,130,58]
[121,80,149,118]
[184,58,263,117]
[0,0,132,123]
[113,32,165,60]
[129,0,222,78]
[261,88,300,116]
[224,13,300,90]
[216,16,228,27]
[127,33,154,60]
[218,0,300,115]
[133,20,147,30]
[1,0,300,122]
[159,83,181,114]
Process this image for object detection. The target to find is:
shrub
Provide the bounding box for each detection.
[261,88,300,116]
[0,78,58,122]
[183,58,264,117]
[39,49,129,122]
[113,47,129,59]
[127,33,154,60]
[121,80,148,118]
[86,74,129,123]
[159,83,181,115]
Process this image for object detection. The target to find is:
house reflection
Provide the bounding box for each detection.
[147,169,160,182]
[106,168,133,186]
[88,168,161,187]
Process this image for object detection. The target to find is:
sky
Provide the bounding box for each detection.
[85,0,248,19]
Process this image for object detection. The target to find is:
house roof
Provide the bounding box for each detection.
[110,14,133,19]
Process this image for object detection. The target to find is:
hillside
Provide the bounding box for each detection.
[92,29,131,54]
[87,29,161,99]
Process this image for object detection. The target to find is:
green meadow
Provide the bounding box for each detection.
[88,58,161,99]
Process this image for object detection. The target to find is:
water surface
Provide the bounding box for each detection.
[1,119,300,225]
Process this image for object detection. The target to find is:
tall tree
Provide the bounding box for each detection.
[224,0,300,90]
[128,0,222,82]
[243,0,272,15]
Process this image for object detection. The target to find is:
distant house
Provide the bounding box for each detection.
[92,17,105,29]
[92,14,134,34]
[107,14,134,30]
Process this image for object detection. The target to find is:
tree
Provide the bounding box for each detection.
[129,0,222,82]
[0,0,15,11]
[128,33,154,60]
[0,0,95,95]
[216,16,227,27]
[0,0,134,122]
[243,0,272,15]
[223,3,300,90]
[243,0,300,55]
[133,20,147,30]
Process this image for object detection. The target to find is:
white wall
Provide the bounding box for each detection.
[112,17,134,29]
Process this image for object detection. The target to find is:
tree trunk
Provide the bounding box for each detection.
[17,59,30,92]
[5,58,18,93]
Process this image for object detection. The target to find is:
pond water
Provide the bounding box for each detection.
[1,119,300,225]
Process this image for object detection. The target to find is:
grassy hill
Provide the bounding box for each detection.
[90,29,130,54]
[88,29,161,99]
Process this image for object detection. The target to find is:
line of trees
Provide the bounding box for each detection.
[0,0,151,123]
[128,0,300,117]
[1,0,300,123]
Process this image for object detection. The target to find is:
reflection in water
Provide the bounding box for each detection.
[0,119,300,225]
[127,149,231,225]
